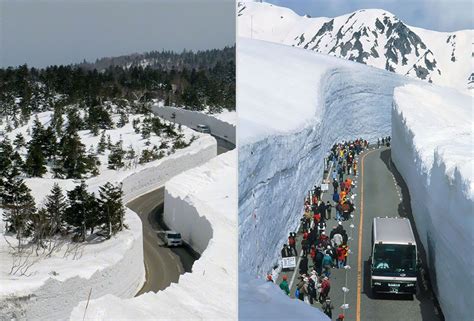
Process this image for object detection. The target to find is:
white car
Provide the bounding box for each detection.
[164,231,183,247]
[196,124,211,134]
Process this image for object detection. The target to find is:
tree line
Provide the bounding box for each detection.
[0,46,235,119]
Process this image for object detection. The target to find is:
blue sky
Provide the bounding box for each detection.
[0,0,235,68]
[266,0,473,32]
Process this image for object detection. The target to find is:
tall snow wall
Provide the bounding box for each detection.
[238,38,408,278]
[70,151,237,320]
[391,84,473,321]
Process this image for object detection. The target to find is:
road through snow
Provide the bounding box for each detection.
[129,136,232,295]
[275,146,443,321]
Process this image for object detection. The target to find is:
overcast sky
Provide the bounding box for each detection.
[0,0,235,68]
[266,0,473,32]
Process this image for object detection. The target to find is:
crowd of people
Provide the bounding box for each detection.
[274,139,369,320]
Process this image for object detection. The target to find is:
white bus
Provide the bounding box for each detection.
[370,217,418,295]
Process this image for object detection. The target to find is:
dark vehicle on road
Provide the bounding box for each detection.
[370,217,418,295]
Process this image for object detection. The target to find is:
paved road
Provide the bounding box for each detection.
[276,147,443,321]
[356,147,443,321]
[128,188,197,295]
[131,138,233,295]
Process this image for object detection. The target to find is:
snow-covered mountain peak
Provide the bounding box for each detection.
[238,1,473,90]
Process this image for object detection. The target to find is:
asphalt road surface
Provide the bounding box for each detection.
[277,146,443,321]
[131,136,233,295]
[128,187,197,295]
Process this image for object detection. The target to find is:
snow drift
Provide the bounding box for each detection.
[391,84,473,321]
[238,38,409,318]
[70,151,237,320]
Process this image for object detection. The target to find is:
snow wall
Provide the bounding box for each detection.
[152,105,236,144]
[238,38,409,319]
[0,135,217,321]
[70,151,237,320]
[392,84,473,321]
[238,38,409,278]
[163,189,212,255]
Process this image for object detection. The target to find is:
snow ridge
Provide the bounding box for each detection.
[238,1,473,90]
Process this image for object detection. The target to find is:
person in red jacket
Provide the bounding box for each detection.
[320,277,331,302]
[336,244,345,268]
[310,245,317,263]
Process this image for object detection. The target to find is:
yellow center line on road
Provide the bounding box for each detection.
[356,148,379,321]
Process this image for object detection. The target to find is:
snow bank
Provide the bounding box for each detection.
[0,135,217,321]
[152,105,236,144]
[239,273,330,320]
[238,38,409,317]
[70,151,237,320]
[391,84,473,321]
[0,208,143,321]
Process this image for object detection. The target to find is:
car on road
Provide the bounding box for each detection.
[370,217,418,295]
[164,231,183,247]
[196,124,211,134]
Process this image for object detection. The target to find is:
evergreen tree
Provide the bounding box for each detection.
[117,112,128,128]
[0,138,14,177]
[108,140,125,169]
[13,133,26,150]
[0,166,36,241]
[41,126,57,160]
[24,142,47,177]
[98,182,124,237]
[125,144,135,160]
[65,181,98,241]
[58,127,88,178]
[86,145,100,176]
[44,183,67,235]
[24,116,47,177]
[97,130,107,154]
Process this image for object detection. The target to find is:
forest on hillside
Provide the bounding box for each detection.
[0,46,235,119]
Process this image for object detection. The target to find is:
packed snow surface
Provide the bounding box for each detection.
[238,38,409,318]
[392,84,473,321]
[70,151,237,320]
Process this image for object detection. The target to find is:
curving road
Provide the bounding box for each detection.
[131,137,233,295]
[277,146,443,320]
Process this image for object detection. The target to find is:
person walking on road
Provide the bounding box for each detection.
[322,252,333,277]
[320,276,331,302]
[280,275,290,295]
[336,244,345,268]
[299,255,309,276]
[288,233,297,256]
[322,297,334,319]
[326,201,332,220]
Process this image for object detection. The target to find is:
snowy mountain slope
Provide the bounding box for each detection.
[392,84,473,321]
[237,1,473,90]
[238,38,411,318]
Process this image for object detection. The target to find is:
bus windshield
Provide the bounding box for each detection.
[372,244,416,276]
